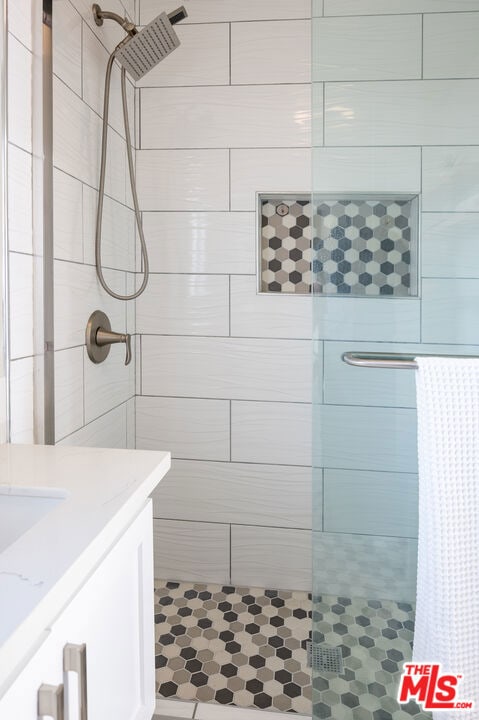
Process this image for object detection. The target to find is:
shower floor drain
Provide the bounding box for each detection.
[307,641,344,674]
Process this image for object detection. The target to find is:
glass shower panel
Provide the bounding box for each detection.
[312,2,479,718]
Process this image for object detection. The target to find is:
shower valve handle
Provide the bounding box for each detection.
[96,328,132,366]
[86,310,132,366]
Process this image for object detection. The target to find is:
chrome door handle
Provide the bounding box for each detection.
[38,683,64,720]
[64,643,88,720]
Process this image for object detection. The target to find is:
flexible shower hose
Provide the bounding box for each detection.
[95,51,149,300]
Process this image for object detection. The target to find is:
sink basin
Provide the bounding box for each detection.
[0,488,66,554]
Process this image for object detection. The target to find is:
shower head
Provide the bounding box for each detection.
[92,4,188,82]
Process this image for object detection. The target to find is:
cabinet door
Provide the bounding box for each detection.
[0,502,155,720]
[54,502,155,720]
[0,628,65,719]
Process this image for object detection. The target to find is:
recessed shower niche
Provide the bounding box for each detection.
[259,193,419,296]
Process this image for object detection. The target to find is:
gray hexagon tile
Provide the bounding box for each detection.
[312,595,431,720]
[155,580,312,715]
[154,580,427,720]
[261,197,313,293]
[260,195,417,296]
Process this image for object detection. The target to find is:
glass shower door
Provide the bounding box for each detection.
[311,2,479,718]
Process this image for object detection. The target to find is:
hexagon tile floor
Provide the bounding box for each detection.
[154,581,431,720]
[312,596,430,720]
[155,580,312,715]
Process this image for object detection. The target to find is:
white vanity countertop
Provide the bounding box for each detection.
[0,443,170,696]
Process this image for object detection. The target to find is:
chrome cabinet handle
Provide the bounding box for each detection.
[64,643,88,720]
[38,683,64,720]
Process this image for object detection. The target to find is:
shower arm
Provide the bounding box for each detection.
[92,4,137,35]
[92,3,187,34]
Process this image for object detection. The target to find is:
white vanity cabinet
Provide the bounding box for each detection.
[0,502,156,720]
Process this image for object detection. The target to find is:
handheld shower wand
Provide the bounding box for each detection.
[92,4,187,301]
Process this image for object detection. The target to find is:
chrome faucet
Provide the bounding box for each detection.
[86,310,131,366]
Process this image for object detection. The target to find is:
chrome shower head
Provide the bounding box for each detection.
[115,11,183,80]
[92,4,188,82]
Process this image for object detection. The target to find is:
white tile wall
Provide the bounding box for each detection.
[53,0,82,96]
[136,149,230,211]
[141,336,311,402]
[317,405,418,474]
[324,341,416,408]
[140,85,311,149]
[6,1,35,444]
[422,213,479,278]
[5,1,137,449]
[313,531,418,602]
[230,276,312,339]
[137,24,230,87]
[313,15,422,81]
[325,80,479,146]
[422,279,479,344]
[82,187,136,271]
[7,145,33,254]
[83,343,135,424]
[141,0,311,24]
[126,397,135,449]
[58,402,128,448]
[54,347,84,441]
[53,76,102,189]
[136,275,230,336]
[313,297,421,342]
[324,0,479,14]
[51,1,136,450]
[73,0,128,50]
[8,0,32,49]
[54,261,126,350]
[9,357,34,444]
[231,401,311,466]
[311,147,421,192]
[230,148,311,211]
[323,342,479,409]
[424,12,479,79]
[53,169,83,263]
[135,1,315,589]
[153,519,230,584]
[231,526,312,591]
[422,146,479,211]
[136,396,230,460]
[8,252,34,360]
[7,35,32,152]
[152,460,312,528]
[142,212,256,274]
[323,469,418,537]
[231,20,311,85]
[82,24,135,141]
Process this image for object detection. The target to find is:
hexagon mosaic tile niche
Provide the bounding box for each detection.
[260,194,418,296]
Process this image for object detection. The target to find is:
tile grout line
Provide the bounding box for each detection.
[229,524,232,583]
[228,23,232,86]
[421,14,424,80]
